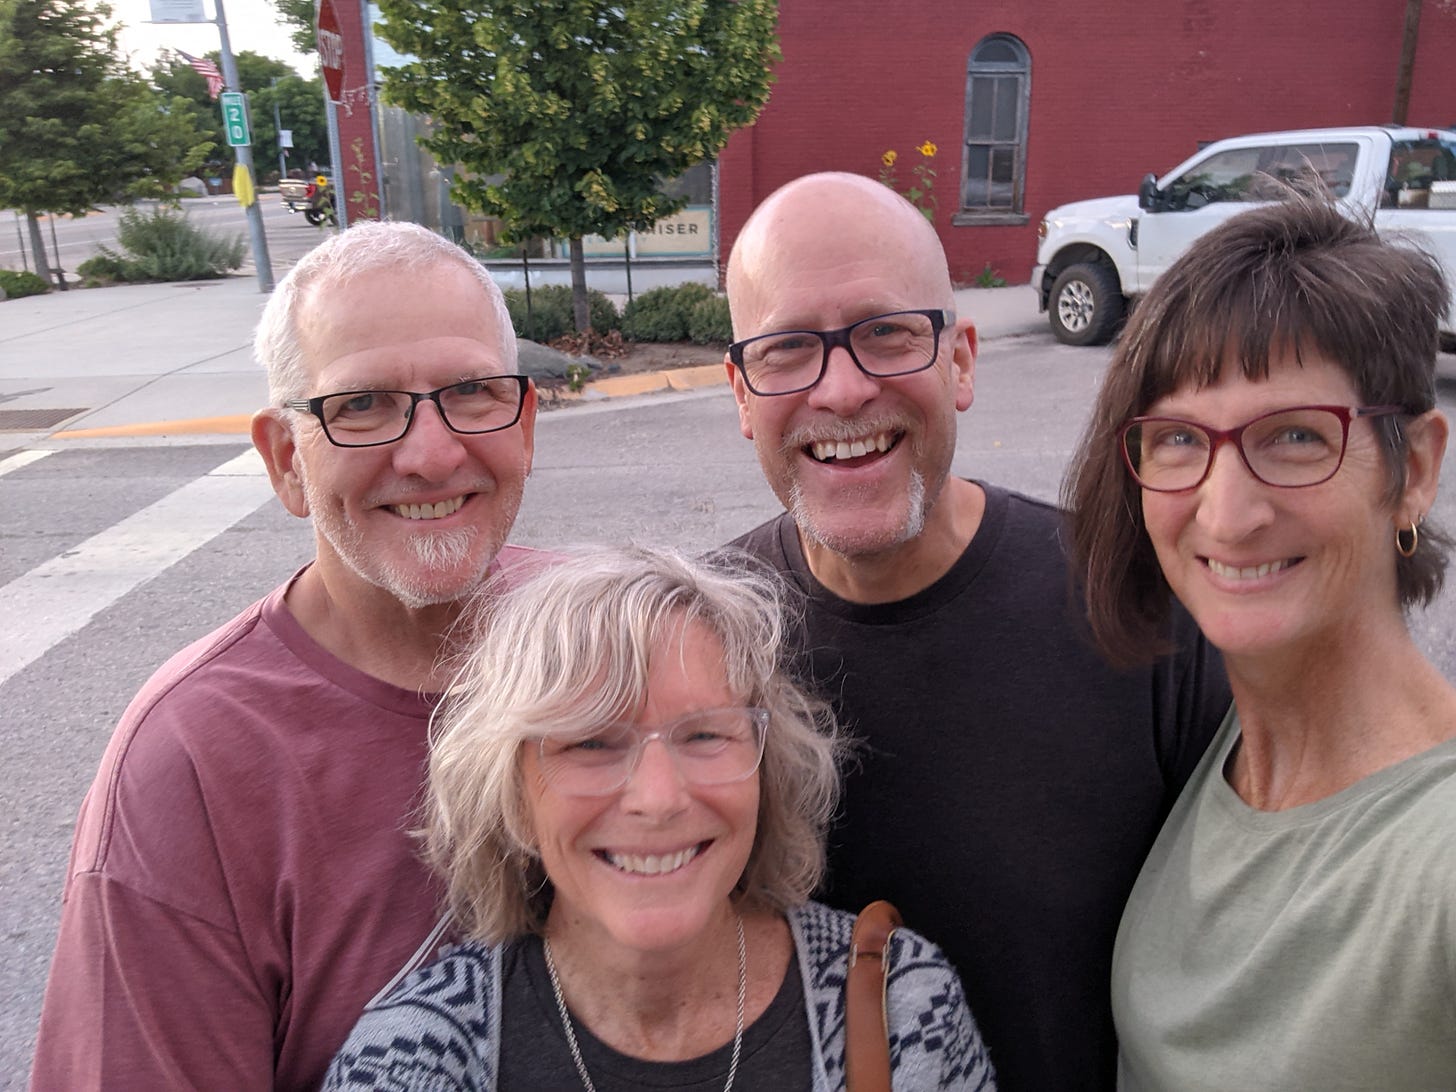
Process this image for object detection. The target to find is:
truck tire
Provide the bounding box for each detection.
[1048,262,1125,346]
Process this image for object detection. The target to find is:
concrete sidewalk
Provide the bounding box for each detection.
[0,275,1044,447]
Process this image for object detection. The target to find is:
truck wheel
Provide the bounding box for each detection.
[1048,263,1125,346]
[304,209,326,226]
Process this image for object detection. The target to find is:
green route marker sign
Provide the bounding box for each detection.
[220,92,251,147]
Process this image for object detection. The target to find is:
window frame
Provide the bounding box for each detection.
[954,33,1031,227]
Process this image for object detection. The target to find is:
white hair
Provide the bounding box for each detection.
[254,221,517,403]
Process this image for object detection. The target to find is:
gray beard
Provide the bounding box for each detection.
[322,521,486,610]
[405,528,475,570]
[299,462,497,610]
[376,528,482,609]
[789,469,927,558]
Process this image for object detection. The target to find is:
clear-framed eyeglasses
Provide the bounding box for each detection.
[1119,403,1406,493]
[537,707,770,798]
[727,309,951,396]
[284,375,530,448]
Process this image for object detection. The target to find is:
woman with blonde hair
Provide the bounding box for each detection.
[327,545,994,1091]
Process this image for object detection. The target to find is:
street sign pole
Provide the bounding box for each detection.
[317,0,349,230]
[214,0,274,292]
[324,102,348,232]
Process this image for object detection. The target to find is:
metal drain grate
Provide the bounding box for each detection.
[0,408,88,431]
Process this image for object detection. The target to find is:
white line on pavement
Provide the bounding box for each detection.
[0,449,55,478]
[0,448,275,687]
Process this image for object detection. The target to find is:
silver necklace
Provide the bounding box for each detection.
[542,914,747,1092]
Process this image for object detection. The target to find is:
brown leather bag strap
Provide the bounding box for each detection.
[845,900,903,1092]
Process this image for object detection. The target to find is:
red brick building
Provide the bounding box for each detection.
[718,1,1456,285]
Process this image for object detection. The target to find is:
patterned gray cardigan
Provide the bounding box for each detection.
[323,900,996,1091]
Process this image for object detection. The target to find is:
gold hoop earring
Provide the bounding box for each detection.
[1395,521,1419,559]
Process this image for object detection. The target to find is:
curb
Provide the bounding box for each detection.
[549,363,726,402]
[49,364,730,439]
[56,415,255,439]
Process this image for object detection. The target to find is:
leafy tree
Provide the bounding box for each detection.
[257,75,330,177]
[375,0,781,331]
[234,50,294,88]
[271,0,319,59]
[0,0,211,283]
[151,51,327,181]
[101,81,215,200]
[150,55,231,177]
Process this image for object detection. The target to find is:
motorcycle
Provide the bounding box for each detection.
[278,174,337,226]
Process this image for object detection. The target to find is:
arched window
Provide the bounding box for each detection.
[957,34,1030,224]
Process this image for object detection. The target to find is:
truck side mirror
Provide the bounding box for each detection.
[1138,173,1161,211]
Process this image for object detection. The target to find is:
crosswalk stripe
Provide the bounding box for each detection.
[0,448,277,687]
[0,449,55,478]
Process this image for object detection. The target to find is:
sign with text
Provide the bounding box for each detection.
[580,207,713,258]
[220,92,251,147]
[317,0,347,103]
[148,0,207,22]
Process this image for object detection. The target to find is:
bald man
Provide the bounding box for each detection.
[722,173,1229,1091]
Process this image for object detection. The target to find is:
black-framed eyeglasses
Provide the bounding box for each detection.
[728,308,951,396]
[284,375,530,448]
[1120,403,1406,493]
[537,707,770,798]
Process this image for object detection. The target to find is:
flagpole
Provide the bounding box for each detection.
[213,0,275,293]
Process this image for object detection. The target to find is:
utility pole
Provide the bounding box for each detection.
[215,0,275,292]
[271,77,289,179]
[1392,0,1422,126]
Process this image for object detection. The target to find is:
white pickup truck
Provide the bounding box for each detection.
[1031,126,1456,347]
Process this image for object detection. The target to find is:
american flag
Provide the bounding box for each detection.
[177,50,224,100]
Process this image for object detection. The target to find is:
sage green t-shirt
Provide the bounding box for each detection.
[1112,708,1456,1091]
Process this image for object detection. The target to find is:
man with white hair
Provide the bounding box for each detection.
[31,223,541,1091]
[723,173,1229,1091]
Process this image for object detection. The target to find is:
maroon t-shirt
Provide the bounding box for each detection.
[31,549,540,1091]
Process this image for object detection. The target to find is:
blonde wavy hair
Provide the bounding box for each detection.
[425,545,843,943]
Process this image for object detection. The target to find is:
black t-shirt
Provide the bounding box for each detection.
[497,935,813,1091]
[731,483,1229,1092]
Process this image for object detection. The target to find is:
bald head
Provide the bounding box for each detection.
[726,172,954,337]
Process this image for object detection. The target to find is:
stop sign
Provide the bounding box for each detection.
[316,0,346,103]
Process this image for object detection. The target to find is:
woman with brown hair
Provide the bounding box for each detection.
[1065,196,1456,1090]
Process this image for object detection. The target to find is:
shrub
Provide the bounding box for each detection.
[502,285,619,342]
[0,268,50,299]
[686,294,733,344]
[77,253,131,287]
[503,285,569,341]
[620,281,714,342]
[95,206,244,283]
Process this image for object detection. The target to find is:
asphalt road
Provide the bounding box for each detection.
[2,335,1454,1084]
[2,194,332,282]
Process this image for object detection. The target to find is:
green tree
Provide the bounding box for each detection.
[151,51,327,183]
[271,0,319,58]
[0,0,211,284]
[255,74,330,178]
[151,54,231,177]
[233,50,294,88]
[101,80,215,200]
[375,0,780,331]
